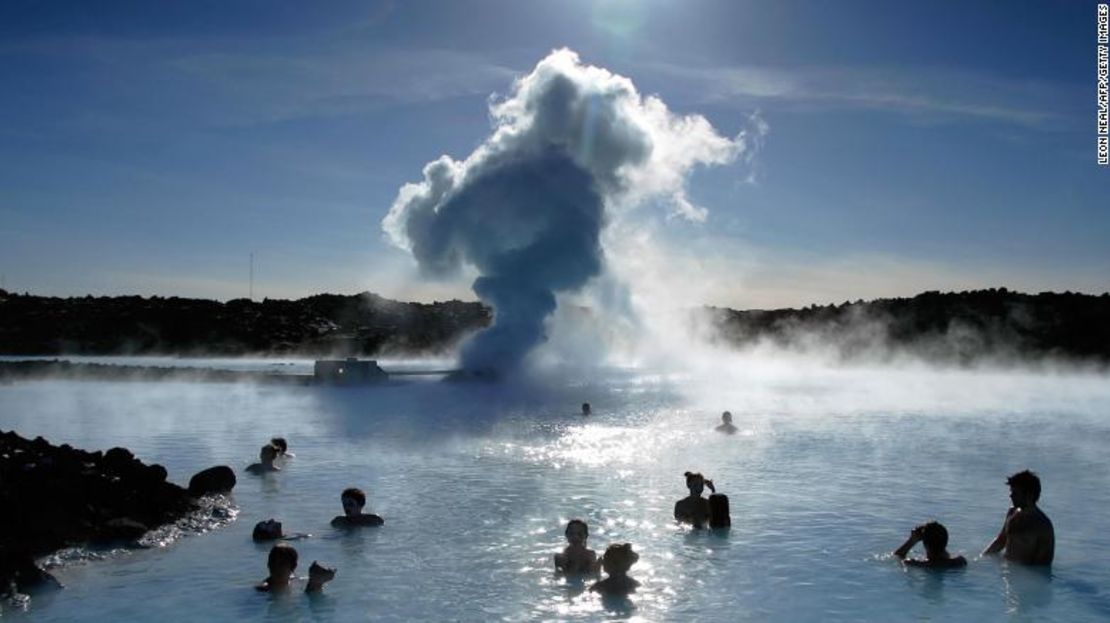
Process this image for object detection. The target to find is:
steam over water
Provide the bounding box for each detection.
[2,357,1110,621]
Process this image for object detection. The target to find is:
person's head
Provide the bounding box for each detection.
[916,521,949,558]
[601,543,639,575]
[270,437,288,455]
[341,487,366,516]
[582,402,591,415]
[253,519,283,541]
[267,543,298,578]
[684,471,705,496]
[721,411,732,424]
[565,519,589,545]
[259,443,278,463]
[1007,470,1041,507]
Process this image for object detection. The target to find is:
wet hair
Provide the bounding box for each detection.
[270,437,288,454]
[1007,470,1041,503]
[602,543,639,571]
[919,521,949,551]
[709,493,731,529]
[252,519,283,541]
[565,519,589,537]
[684,471,704,486]
[260,444,278,461]
[268,543,298,572]
[341,487,366,507]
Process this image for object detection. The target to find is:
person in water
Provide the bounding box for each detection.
[256,543,298,592]
[270,437,294,459]
[581,402,592,416]
[252,519,309,542]
[674,472,713,528]
[983,469,1055,565]
[715,411,738,434]
[305,561,336,593]
[330,487,384,527]
[554,519,599,574]
[590,543,640,595]
[893,521,967,568]
[245,443,280,475]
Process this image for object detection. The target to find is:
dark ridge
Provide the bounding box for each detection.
[704,288,1110,365]
[0,290,491,356]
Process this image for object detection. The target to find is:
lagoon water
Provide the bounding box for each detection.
[2,357,1110,621]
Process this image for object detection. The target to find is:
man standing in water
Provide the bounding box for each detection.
[983,470,1054,565]
[715,411,738,434]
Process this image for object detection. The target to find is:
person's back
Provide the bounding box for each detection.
[983,470,1054,566]
[590,543,640,596]
[674,472,712,528]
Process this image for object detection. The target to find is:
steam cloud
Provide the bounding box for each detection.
[383,49,762,373]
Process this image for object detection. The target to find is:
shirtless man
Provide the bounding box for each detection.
[715,411,738,435]
[589,543,640,596]
[554,519,598,574]
[245,444,280,475]
[674,472,713,528]
[893,521,967,568]
[330,487,384,527]
[983,470,1054,565]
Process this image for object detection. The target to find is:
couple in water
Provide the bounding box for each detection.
[256,543,335,593]
[674,471,731,529]
[553,519,640,595]
[893,470,1054,568]
[245,437,293,475]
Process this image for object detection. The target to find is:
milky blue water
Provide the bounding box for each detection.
[2,357,1109,621]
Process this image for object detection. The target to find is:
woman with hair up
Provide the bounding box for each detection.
[674,471,713,528]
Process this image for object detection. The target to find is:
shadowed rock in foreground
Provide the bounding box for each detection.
[0,430,235,594]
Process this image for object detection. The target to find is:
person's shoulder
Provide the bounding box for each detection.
[330,516,348,527]
[948,555,968,567]
[354,514,384,526]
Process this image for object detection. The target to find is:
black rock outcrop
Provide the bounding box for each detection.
[0,430,235,593]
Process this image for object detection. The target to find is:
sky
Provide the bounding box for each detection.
[1,0,1107,309]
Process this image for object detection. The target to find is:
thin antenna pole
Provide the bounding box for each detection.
[249,252,254,301]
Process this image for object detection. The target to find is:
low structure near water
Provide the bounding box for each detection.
[313,358,388,384]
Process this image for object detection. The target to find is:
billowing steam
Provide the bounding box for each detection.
[383,48,760,373]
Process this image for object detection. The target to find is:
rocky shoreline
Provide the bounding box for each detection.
[0,430,236,596]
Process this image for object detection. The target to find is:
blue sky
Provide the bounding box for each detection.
[1,0,1106,308]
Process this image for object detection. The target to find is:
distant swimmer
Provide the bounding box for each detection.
[590,543,640,595]
[256,543,298,592]
[330,487,384,527]
[252,519,309,542]
[715,411,738,434]
[554,519,599,574]
[305,561,336,593]
[581,402,592,416]
[893,521,967,568]
[270,437,294,459]
[983,470,1054,565]
[245,444,280,475]
[674,471,713,528]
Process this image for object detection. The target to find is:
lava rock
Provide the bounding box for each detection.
[187,465,236,497]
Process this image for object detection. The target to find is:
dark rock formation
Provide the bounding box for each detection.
[0,430,235,594]
[187,465,236,497]
[0,289,490,357]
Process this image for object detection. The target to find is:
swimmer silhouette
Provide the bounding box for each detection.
[893,521,967,568]
[581,402,591,416]
[674,472,712,528]
[330,487,384,527]
[554,519,599,574]
[983,469,1054,565]
[708,488,731,529]
[252,519,309,542]
[590,543,640,595]
[715,411,738,434]
[270,437,294,459]
[305,561,336,593]
[256,543,297,592]
[245,444,280,475]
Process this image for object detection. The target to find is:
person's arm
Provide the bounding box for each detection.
[894,529,922,559]
[983,508,1016,555]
